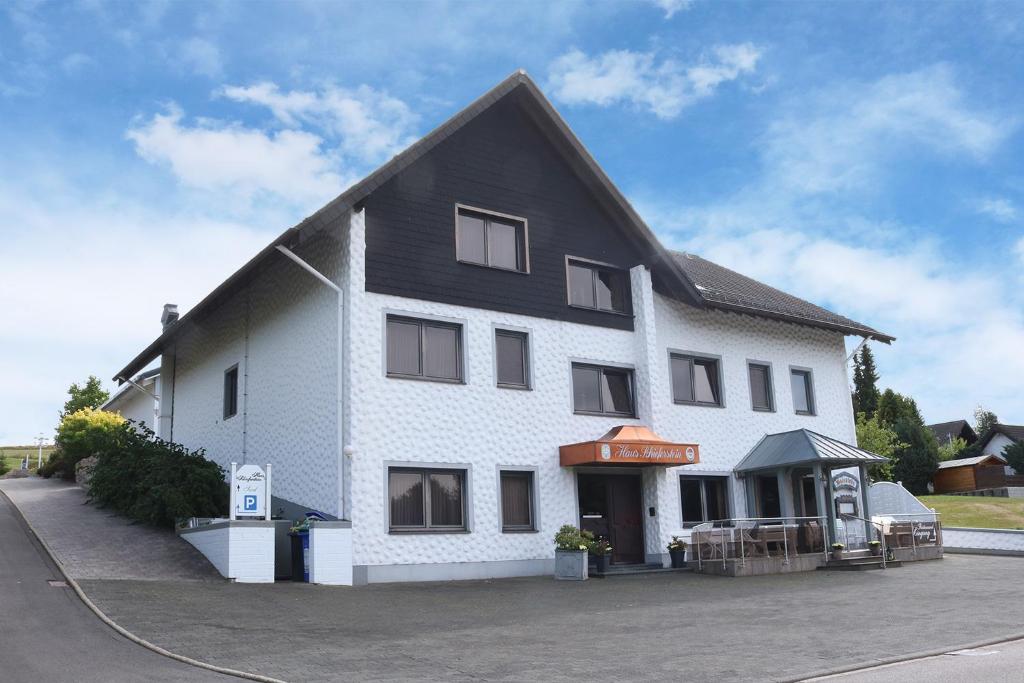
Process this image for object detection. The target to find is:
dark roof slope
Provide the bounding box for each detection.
[926,420,977,445]
[670,252,894,342]
[980,424,1024,448]
[735,428,887,473]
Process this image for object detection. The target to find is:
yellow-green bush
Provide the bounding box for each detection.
[39,408,125,480]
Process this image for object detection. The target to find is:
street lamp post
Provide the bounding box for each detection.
[36,433,47,470]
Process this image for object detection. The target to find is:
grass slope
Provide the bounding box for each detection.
[919,495,1024,530]
[1,445,56,473]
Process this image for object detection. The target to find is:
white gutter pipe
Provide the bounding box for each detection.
[275,245,347,519]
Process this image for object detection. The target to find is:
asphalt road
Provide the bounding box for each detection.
[811,638,1024,681]
[0,493,231,683]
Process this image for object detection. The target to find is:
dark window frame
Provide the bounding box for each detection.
[387,467,468,533]
[747,360,775,412]
[790,367,816,416]
[570,362,637,418]
[669,352,724,407]
[223,364,239,420]
[454,204,530,274]
[385,315,464,384]
[679,475,731,528]
[494,328,531,390]
[499,469,537,533]
[564,255,632,315]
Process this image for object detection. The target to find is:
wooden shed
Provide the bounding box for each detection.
[933,454,1009,493]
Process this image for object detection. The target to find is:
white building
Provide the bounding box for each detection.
[100,367,161,434]
[112,72,895,584]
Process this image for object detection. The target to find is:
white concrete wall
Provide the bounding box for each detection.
[943,527,1024,555]
[179,523,276,583]
[170,228,345,517]
[309,523,353,585]
[983,433,1015,458]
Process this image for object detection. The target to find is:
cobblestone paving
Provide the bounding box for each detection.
[0,477,220,581]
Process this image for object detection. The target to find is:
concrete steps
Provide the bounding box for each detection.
[590,562,691,578]
[818,555,902,571]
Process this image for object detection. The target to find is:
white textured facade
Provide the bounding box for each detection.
[982,433,1015,458]
[103,376,160,431]
[154,205,862,584]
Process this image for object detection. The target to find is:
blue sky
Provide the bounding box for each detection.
[2,0,1022,444]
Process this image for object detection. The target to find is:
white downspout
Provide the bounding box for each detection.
[275,245,346,519]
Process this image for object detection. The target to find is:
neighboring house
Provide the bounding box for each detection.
[979,424,1024,462]
[926,420,977,447]
[933,454,1010,494]
[100,367,161,434]
[110,71,895,584]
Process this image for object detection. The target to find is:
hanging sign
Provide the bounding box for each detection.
[832,472,859,493]
[230,462,272,520]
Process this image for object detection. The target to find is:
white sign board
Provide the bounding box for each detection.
[230,463,271,519]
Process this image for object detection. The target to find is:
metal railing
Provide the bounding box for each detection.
[869,512,943,559]
[693,516,829,572]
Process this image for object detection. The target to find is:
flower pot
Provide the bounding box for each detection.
[555,549,589,581]
[595,553,610,573]
[669,548,687,569]
[870,545,882,556]
[831,549,844,561]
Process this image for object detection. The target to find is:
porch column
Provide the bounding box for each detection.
[813,463,835,546]
[859,464,873,541]
[777,469,795,519]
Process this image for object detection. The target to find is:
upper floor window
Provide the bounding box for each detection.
[223,365,238,420]
[790,368,816,415]
[566,257,630,314]
[748,362,774,412]
[571,363,635,417]
[386,315,463,383]
[455,205,528,273]
[495,329,530,389]
[670,353,722,407]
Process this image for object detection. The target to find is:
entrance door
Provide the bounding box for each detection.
[577,474,645,565]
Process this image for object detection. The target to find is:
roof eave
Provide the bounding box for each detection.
[699,299,895,343]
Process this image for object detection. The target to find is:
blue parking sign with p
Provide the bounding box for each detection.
[243,494,258,512]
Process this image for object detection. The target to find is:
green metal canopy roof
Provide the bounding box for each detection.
[735,429,887,473]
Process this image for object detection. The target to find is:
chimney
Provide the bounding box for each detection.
[161,303,179,330]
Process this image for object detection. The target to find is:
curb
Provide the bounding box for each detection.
[0,487,288,683]
[789,631,1024,681]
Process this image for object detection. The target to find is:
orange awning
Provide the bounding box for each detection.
[559,425,700,467]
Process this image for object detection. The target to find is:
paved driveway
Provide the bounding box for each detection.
[0,492,233,682]
[80,554,1024,682]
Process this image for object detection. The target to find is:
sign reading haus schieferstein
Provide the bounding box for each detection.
[231,463,271,519]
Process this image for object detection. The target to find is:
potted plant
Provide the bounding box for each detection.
[830,542,845,560]
[868,540,882,556]
[667,536,688,568]
[589,537,613,573]
[554,525,591,581]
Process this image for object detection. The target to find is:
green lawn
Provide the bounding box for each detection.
[1,445,55,474]
[919,495,1024,530]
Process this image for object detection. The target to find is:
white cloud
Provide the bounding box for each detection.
[177,37,223,78]
[220,82,419,163]
[765,66,1012,195]
[60,52,94,74]
[637,64,1024,424]
[546,43,761,119]
[126,104,346,208]
[974,196,1018,223]
[649,0,693,19]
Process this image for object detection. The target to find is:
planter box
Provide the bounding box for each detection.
[554,549,588,581]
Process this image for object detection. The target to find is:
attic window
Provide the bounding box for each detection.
[566,257,630,314]
[455,205,528,273]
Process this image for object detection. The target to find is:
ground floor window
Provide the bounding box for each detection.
[388,468,466,532]
[499,470,535,532]
[679,476,729,527]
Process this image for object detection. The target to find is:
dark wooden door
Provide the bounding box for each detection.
[608,476,644,564]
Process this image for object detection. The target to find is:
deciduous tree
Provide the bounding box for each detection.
[61,375,109,419]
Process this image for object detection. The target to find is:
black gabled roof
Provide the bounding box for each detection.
[114,70,893,382]
[926,420,978,445]
[669,251,895,343]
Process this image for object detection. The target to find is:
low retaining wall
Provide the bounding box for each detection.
[178,520,276,583]
[308,521,353,586]
[943,527,1024,556]
[953,487,1024,499]
[697,555,826,577]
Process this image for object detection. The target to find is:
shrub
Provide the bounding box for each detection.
[87,422,228,528]
[40,408,126,480]
[553,524,593,551]
[0,455,9,477]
